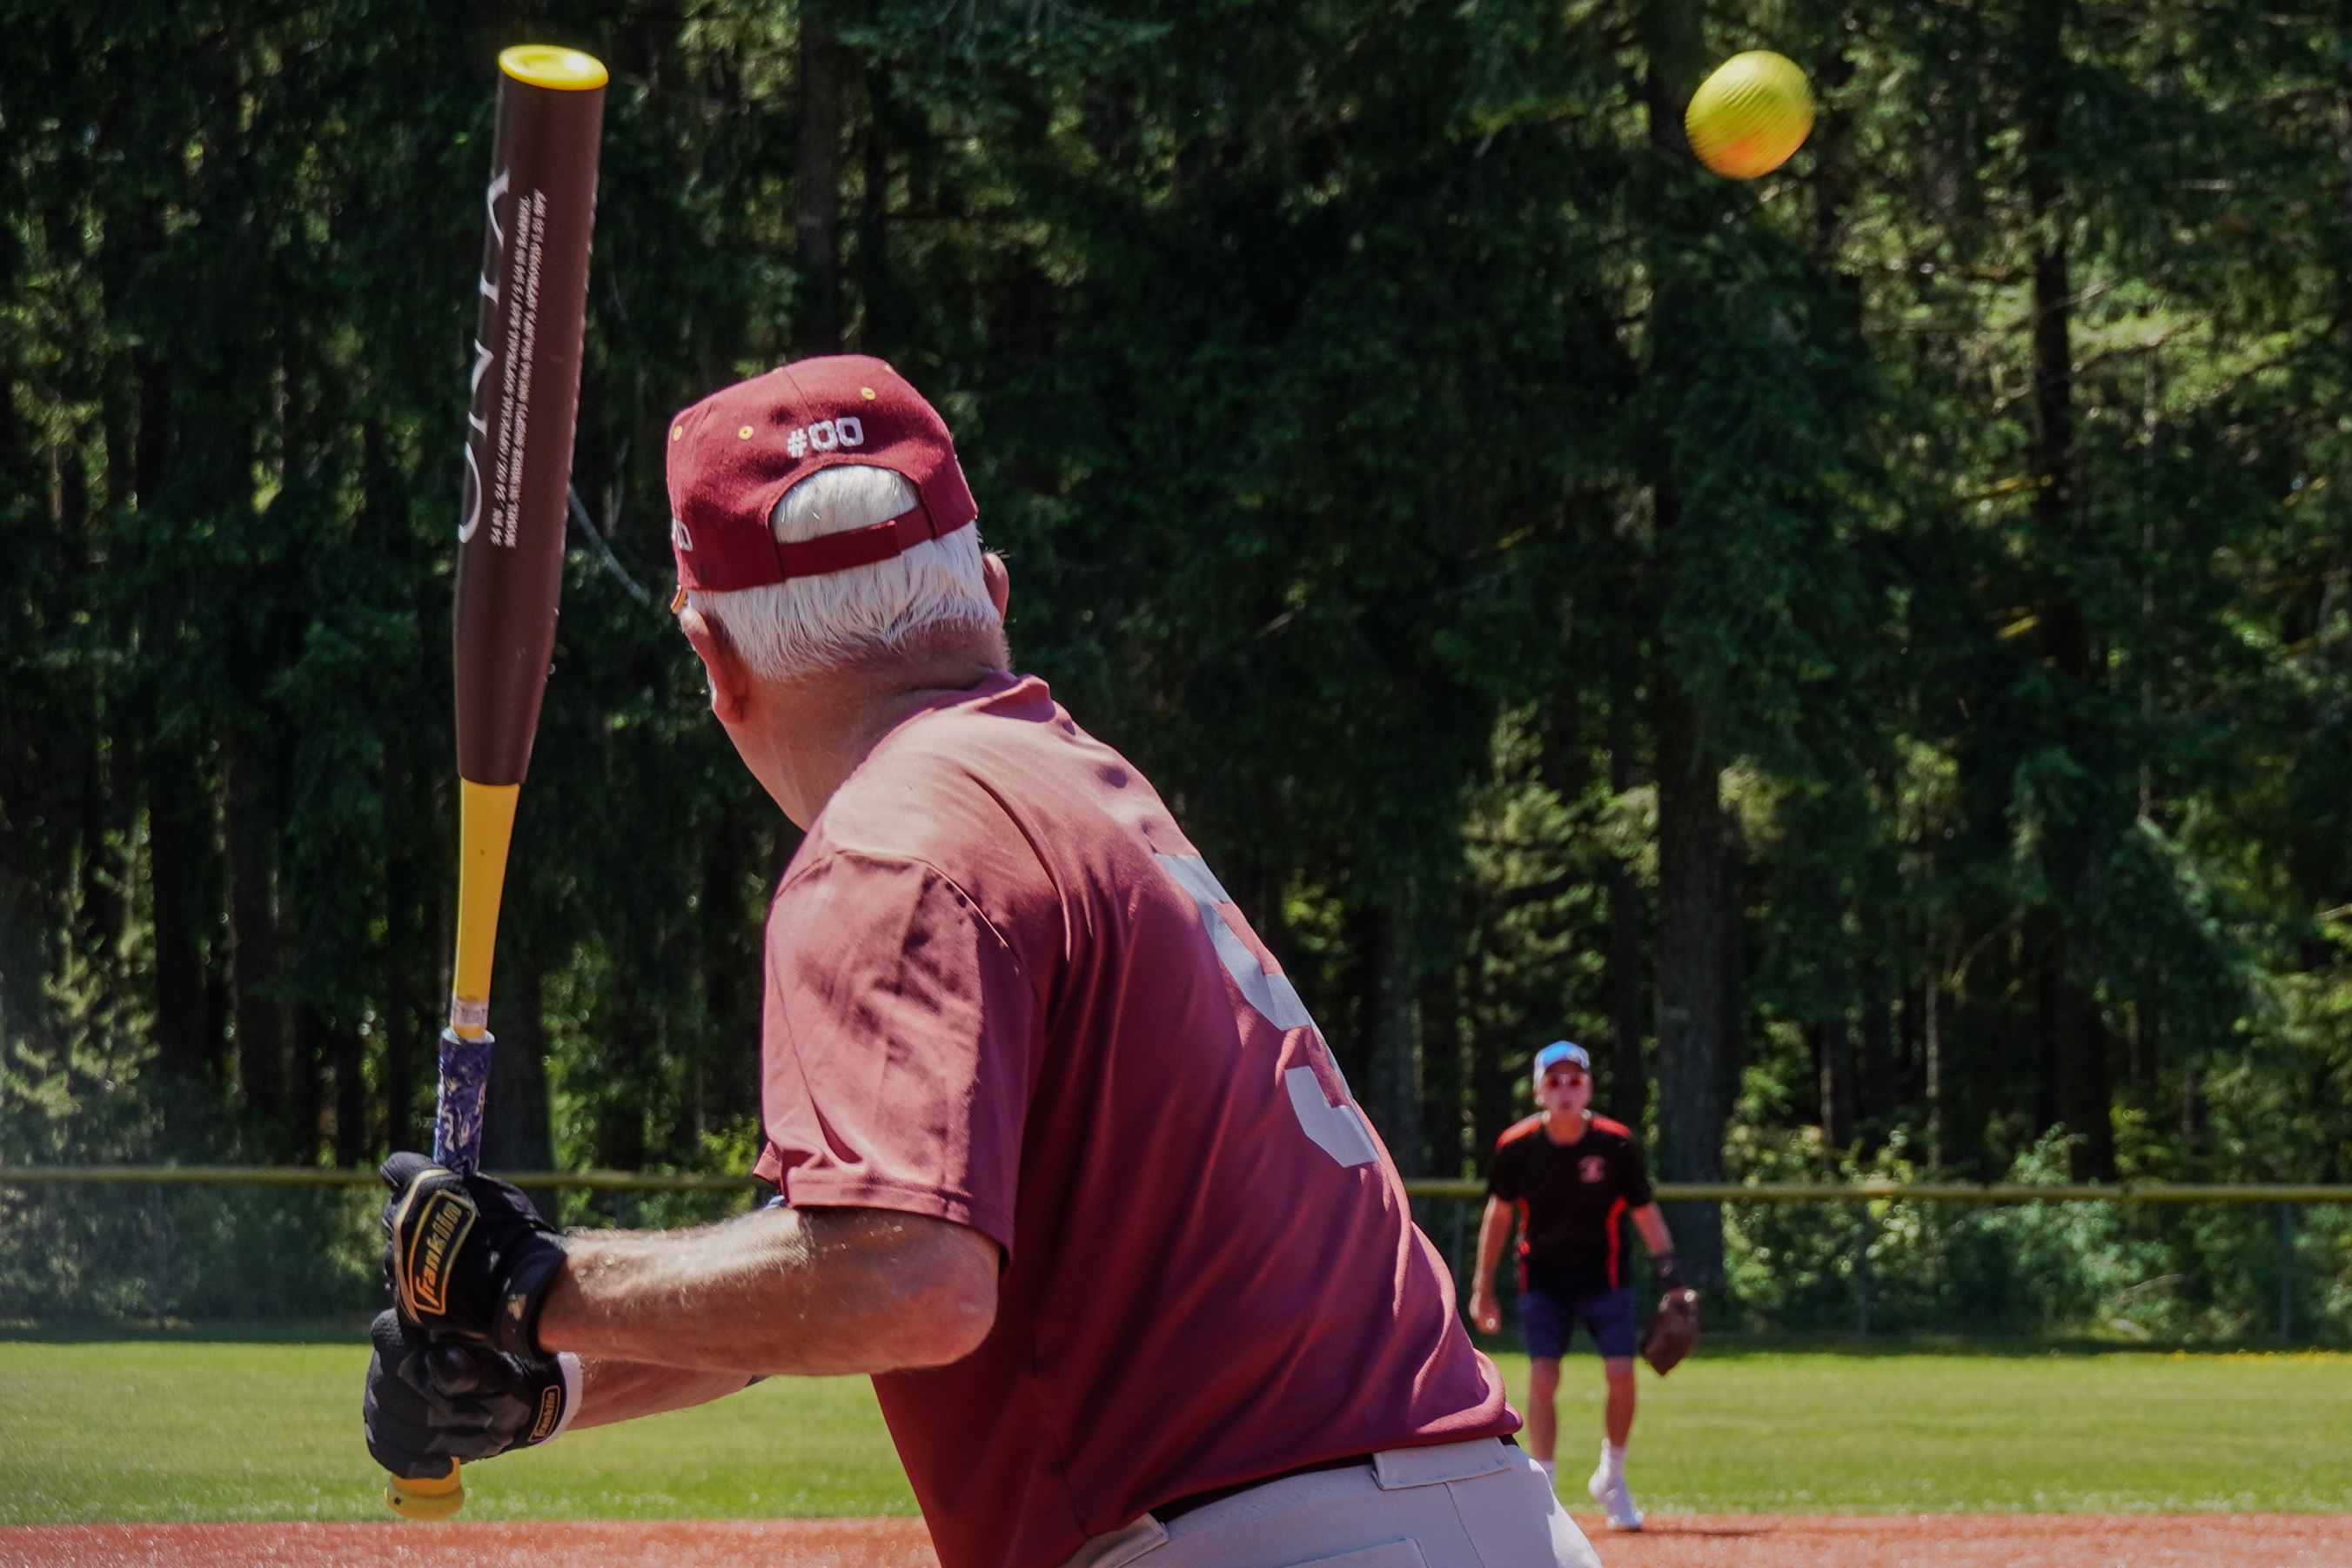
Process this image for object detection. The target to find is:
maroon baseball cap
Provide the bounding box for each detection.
[665,355,977,593]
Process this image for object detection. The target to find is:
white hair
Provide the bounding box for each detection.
[685,464,1000,681]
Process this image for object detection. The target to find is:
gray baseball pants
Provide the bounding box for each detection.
[1058,1437,1603,1568]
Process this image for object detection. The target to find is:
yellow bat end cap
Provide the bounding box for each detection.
[499,45,609,91]
[385,1464,466,1522]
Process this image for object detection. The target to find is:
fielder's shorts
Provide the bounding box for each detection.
[1518,1284,1637,1361]
[1058,1437,1599,1568]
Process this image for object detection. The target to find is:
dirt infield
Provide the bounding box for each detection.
[0,1520,936,1568]
[3,1513,2348,1568]
[1572,1513,2352,1566]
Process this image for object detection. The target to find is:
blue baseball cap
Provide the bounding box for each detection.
[1532,1041,1591,1083]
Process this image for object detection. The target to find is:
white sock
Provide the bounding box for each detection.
[1598,1442,1626,1483]
[1538,1458,1558,1484]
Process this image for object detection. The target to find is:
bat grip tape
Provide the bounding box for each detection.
[433,1029,494,1176]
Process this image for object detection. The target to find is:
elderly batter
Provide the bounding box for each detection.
[364,356,1600,1568]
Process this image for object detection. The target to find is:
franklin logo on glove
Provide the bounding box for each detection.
[397,1188,476,1320]
[528,1384,564,1444]
[379,1154,567,1357]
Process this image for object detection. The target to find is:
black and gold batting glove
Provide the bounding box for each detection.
[363,1310,574,1477]
[380,1152,567,1357]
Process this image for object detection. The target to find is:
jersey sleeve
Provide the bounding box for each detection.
[753,851,1038,1254]
[1616,1133,1654,1208]
[1484,1137,1521,1203]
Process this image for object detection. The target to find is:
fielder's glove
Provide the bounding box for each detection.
[380,1152,567,1356]
[1640,1286,1701,1377]
[363,1309,575,1478]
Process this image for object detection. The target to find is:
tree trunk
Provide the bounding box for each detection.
[2021,2,2115,1183]
[855,66,892,353]
[1418,925,1465,1177]
[1814,1016,1857,1151]
[1719,810,1748,1126]
[332,1006,366,1168]
[145,741,213,1082]
[1606,620,1647,1130]
[381,740,426,1156]
[291,1001,328,1163]
[1653,673,1729,1288]
[1638,0,1723,1280]
[1364,888,1423,1177]
[2031,921,2114,1175]
[1540,676,1583,802]
[0,854,45,1060]
[1859,967,1894,1142]
[485,942,556,1218]
[1923,968,1943,1167]
[222,728,285,1134]
[1639,0,1704,157]
[132,346,171,509]
[794,3,843,355]
[2032,921,2064,1136]
[2128,997,2157,1085]
[1606,863,1647,1129]
[2054,948,2117,1181]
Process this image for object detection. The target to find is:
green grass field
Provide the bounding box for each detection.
[2,1329,2348,1523]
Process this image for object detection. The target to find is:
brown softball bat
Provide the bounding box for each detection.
[1639,1287,1701,1377]
[383,42,606,1525]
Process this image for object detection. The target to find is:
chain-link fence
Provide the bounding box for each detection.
[3,1166,2346,1341]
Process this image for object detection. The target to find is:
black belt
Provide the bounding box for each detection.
[1149,1435,1517,1525]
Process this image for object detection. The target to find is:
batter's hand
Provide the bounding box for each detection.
[1468,1284,1502,1336]
[380,1152,566,1356]
[363,1310,573,1478]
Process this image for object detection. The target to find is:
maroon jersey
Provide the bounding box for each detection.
[753,672,1512,1568]
[1484,1114,1653,1302]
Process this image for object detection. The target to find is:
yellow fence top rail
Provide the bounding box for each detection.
[0,1165,751,1192]
[0,1167,2346,1203]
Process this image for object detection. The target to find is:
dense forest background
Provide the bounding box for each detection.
[6,0,2352,1333]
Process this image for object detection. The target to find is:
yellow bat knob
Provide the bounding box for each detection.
[385,1458,466,1521]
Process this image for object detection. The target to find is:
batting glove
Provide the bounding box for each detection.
[380,1152,567,1357]
[363,1310,577,1477]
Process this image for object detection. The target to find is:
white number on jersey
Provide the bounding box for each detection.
[1156,854,1380,1169]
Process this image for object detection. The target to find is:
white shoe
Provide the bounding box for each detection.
[1587,1466,1644,1531]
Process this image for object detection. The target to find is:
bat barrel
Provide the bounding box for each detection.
[445,46,606,1039]
[452,46,606,792]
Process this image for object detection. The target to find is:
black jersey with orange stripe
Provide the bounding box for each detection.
[1484,1114,1654,1302]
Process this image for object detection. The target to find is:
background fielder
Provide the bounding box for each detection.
[1470,1041,1684,1531]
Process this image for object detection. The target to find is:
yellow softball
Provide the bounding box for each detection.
[1684,51,1814,180]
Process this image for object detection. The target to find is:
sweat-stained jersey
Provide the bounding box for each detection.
[750,671,1514,1568]
[1484,1115,1654,1303]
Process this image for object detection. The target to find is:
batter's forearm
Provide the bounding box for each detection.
[569,1358,761,1430]
[536,1204,997,1377]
